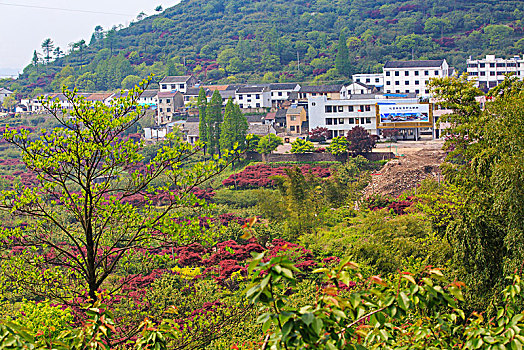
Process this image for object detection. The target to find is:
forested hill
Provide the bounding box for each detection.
[6,0,524,96]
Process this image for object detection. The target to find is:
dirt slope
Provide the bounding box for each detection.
[364,144,446,198]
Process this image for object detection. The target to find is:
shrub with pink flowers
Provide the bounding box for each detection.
[222,163,331,189]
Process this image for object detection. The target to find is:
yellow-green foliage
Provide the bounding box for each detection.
[171,266,202,279]
[5,300,73,338]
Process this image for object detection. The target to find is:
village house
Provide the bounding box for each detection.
[0,88,13,103]
[352,73,384,89]
[286,106,307,134]
[159,76,197,94]
[341,82,374,97]
[137,90,159,107]
[268,83,301,107]
[157,91,184,124]
[298,85,344,102]
[235,86,272,109]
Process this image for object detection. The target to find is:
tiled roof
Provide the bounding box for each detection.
[287,106,304,115]
[275,109,287,119]
[384,60,445,69]
[140,90,158,98]
[269,83,299,90]
[248,124,273,136]
[160,75,193,84]
[225,84,245,91]
[87,93,113,101]
[237,86,268,93]
[158,91,180,98]
[202,85,229,91]
[264,112,276,120]
[245,115,263,123]
[300,84,343,93]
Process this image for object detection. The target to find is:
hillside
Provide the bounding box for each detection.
[4,0,524,95]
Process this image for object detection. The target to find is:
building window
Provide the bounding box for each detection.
[290,116,296,121]
[179,84,185,89]
[161,85,167,90]
[396,90,400,93]
[166,99,171,104]
[405,71,409,76]
[480,63,485,68]
[159,99,162,103]
[325,106,333,113]
[256,103,260,108]
[386,72,390,76]
[395,71,399,76]
[338,106,344,112]
[386,81,391,85]
[159,108,163,112]
[366,78,370,83]
[425,89,429,94]
[278,91,282,96]
[239,104,243,108]
[239,95,243,100]
[348,106,354,112]
[434,70,439,75]
[326,118,333,125]
[405,90,409,93]
[415,71,419,76]
[348,118,355,124]
[167,108,171,112]
[490,63,495,68]
[356,78,360,82]
[360,118,365,124]
[366,117,371,124]
[365,105,371,112]
[290,126,295,131]
[339,118,344,124]
[375,78,380,82]
[256,94,260,99]
[405,81,409,85]
[333,118,338,125]
[490,72,496,76]
[395,81,400,85]
[424,71,429,76]
[415,80,419,85]
[480,72,486,76]
[386,90,391,93]
[415,89,420,94]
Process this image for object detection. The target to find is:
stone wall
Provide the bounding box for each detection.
[245,151,395,162]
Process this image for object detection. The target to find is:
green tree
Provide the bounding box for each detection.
[0,80,233,304]
[121,75,142,89]
[206,90,223,155]
[41,38,54,65]
[197,87,208,145]
[1,94,17,112]
[327,136,348,156]
[256,134,283,157]
[335,32,351,77]
[429,75,524,311]
[290,138,315,153]
[219,98,236,152]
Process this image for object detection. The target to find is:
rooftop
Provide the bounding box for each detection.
[300,84,343,93]
[384,60,446,69]
[237,86,268,93]
[160,75,193,84]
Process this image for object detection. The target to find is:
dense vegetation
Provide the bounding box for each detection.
[2,0,524,96]
[0,76,524,348]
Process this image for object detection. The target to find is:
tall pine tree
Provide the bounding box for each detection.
[233,103,249,149]
[206,90,223,155]
[197,87,208,145]
[335,32,352,77]
[219,98,236,152]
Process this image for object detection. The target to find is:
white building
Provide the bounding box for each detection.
[138,90,159,107]
[0,88,13,103]
[235,86,272,109]
[383,59,450,96]
[466,55,524,91]
[352,73,383,89]
[308,94,419,138]
[268,83,301,106]
[159,76,197,94]
[341,82,373,98]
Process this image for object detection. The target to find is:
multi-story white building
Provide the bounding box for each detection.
[466,55,524,91]
[341,82,373,98]
[383,60,450,96]
[352,73,384,89]
[308,94,419,138]
[235,86,272,109]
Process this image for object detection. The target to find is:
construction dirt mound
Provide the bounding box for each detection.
[364,147,446,198]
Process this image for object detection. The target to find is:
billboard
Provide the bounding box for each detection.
[376,103,433,128]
